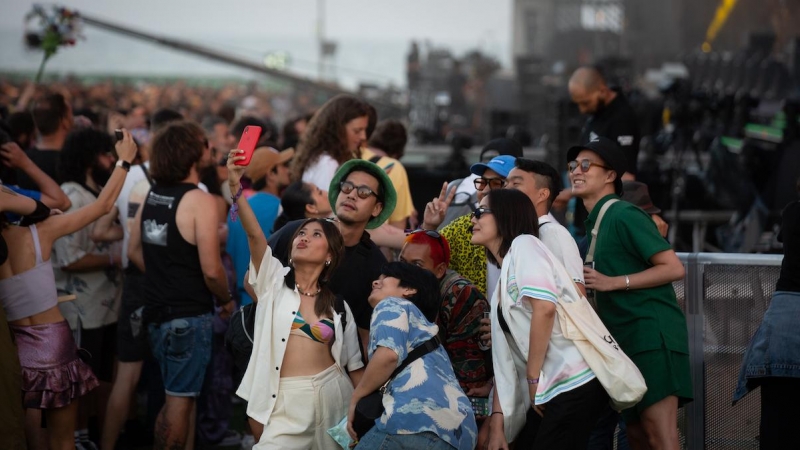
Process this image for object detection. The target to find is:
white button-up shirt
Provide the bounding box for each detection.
[236,246,364,426]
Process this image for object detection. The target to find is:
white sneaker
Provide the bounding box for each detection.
[240,433,256,450]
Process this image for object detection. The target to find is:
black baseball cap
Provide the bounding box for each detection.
[567,136,625,195]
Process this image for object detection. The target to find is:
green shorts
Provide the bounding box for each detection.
[623,345,693,423]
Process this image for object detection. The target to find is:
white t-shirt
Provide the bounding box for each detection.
[486,262,501,301]
[491,235,595,440]
[301,154,339,191]
[538,213,585,285]
[116,163,149,269]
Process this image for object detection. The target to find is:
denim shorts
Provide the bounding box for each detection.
[355,430,454,450]
[148,313,213,397]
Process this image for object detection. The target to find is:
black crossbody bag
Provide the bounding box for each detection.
[352,335,441,438]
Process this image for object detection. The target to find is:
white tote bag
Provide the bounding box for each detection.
[555,291,647,411]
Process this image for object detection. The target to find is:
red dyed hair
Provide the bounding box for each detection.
[404,231,451,267]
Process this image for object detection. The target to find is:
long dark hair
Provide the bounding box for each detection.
[484,189,539,267]
[380,261,440,323]
[284,218,344,318]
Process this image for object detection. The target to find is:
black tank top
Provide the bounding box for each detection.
[141,183,213,322]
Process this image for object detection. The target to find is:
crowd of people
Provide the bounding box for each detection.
[0,65,796,450]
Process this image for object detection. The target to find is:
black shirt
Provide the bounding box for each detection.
[572,91,641,236]
[776,201,800,293]
[15,147,61,190]
[268,219,387,329]
[141,183,213,322]
[579,91,641,176]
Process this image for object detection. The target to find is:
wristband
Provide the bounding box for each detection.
[229,184,244,222]
[490,411,503,416]
[625,275,630,291]
[19,200,51,226]
[526,377,539,385]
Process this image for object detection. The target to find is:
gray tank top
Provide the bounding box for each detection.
[0,224,59,321]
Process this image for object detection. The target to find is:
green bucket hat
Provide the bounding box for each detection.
[328,159,397,229]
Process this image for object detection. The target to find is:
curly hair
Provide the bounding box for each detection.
[290,95,371,181]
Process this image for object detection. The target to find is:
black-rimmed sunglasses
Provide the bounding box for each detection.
[474,177,506,190]
[340,181,378,199]
[470,207,493,220]
[567,159,611,173]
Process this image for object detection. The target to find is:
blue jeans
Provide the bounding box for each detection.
[355,430,454,450]
[733,291,800,403]
[148,313,213,397]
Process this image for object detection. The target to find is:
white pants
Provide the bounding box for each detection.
[256,364,353,450]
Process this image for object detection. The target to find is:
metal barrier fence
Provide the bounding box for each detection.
[676,253,783,450]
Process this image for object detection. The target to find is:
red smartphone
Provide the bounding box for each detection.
[234,125,262,166]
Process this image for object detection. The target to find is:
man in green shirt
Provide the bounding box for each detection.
[568,137,691,450]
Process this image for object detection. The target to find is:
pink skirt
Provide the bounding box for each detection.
[11,320,98,409]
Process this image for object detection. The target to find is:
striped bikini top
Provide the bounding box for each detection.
[290,310,334,344]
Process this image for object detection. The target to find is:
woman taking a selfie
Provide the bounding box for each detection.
[228,149,364,449]
[471,189,608,450]
[347,261,477,450]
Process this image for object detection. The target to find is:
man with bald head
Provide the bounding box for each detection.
[569,66,640,180]
[559,66,642,239]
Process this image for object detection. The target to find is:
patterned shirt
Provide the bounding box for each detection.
[369,297,478,450]
[440,215,487,294]
[53,182,122,330]
[438,270,489,390]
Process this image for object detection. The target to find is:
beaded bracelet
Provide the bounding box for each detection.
[526,377,540,385]
[229,184,244,222]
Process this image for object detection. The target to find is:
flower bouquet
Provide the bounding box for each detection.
[24,4,83,84]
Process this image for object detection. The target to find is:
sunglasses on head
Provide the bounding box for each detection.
[340,181,378,199]
[470,207,492,220]
[474,177,506,190]
[408,229,442,239]
[567,159,612,173]
[407,229,446,251]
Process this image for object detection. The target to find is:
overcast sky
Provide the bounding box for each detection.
[1,0,513,86]
[2,0,511,48]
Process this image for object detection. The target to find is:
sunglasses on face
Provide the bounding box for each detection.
[470,207,493,220]
[340,181,378,199]
[567,159,612,173]
[474,177,506,190]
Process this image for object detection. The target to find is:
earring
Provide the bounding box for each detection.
[289,258,293,266]
[325,260,331,266]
